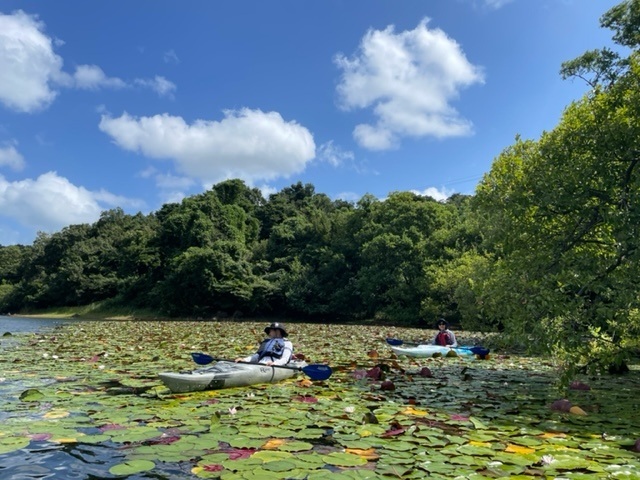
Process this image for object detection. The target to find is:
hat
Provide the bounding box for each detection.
[436,318,448,328]
[265,322,288,337]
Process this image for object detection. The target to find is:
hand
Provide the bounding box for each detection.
[265,361,274,366]
[235,358,243,362]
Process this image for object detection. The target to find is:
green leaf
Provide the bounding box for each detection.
[108,460,155,475]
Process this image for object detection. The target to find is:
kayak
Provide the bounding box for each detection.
[159,360,307,393]
[390,345,481,358]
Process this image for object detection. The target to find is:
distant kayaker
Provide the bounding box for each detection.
[433,318,458,347]
[235,322,293,366]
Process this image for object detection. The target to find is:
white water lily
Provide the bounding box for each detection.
[344,406,355,414]
[42,353,49,358]
[229,407,237,416]
[541,454,555,465]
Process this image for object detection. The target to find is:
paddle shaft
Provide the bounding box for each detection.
[191,352,333,380]
[206,356,306,372]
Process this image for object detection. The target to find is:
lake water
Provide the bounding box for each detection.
[0,316,193,479]
[0,315,76,334]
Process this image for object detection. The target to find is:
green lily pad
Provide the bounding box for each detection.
[322,452,368,466]
[108,459,155,475]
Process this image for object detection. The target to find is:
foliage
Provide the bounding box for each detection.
[471,0,640,375]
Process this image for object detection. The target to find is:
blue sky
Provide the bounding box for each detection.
[0,0,620,246]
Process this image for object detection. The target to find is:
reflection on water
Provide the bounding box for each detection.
[0,316,69,420]
[0,316,197,479]
[0,441,195,479]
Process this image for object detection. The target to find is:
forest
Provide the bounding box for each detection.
[1,1,639,379]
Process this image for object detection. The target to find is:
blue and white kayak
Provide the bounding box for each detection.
[390,345,485,358]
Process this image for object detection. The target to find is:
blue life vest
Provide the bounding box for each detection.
[257,338,286,359]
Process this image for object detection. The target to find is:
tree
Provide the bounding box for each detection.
[472,0,640,376]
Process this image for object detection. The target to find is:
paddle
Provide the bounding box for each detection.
[385,338,490,357]
[190,352,333,381]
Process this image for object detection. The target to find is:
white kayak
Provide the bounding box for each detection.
[390,345,480,358]
[159,360,307,393]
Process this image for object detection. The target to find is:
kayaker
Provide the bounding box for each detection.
[235,322,293,366]
[433,318,458,347]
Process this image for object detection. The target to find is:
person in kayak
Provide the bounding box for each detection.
[433,318,458,347]
[235,322,293,366]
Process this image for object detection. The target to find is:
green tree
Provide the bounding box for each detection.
[353,192,452,324]
[473,0,640,375]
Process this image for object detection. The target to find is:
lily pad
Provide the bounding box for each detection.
[108,459,155,475]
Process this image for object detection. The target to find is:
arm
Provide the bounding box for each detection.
[236,353,259,363]
[448,331,458,347]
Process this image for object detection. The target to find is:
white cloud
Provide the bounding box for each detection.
[257,184,278,199]
[71,65,127,90]
[335,191,360,202]
[163,49,180,64]
[154,172,195,190]
[0,10,62,112]
[0,10,174,113]
[134,76,176,98]
[0,142,26,171]
[483,0,514,9]
[99,108,316,184]
[317,141,354,167]
[335,18,484,150]
[0,171,143,233]
[410,186,452,202]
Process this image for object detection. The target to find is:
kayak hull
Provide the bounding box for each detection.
[390,345,478,358]
[158,360,306,393]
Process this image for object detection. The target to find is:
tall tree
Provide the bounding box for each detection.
[473,0,640,375]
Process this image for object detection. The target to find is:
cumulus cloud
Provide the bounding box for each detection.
[0,10,175,113]
[0,10,62,112]
[0,171,144,234]
[335,18,484,150]
[0,142,26,171]
[410,186,452,202]
[99,108,316,184]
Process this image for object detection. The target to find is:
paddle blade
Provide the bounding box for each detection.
[385,338,404,346]
[469,346,490,357]
[302,364,333,381]
[191,352,215,365]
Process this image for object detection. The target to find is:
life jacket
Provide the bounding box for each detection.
[435,331,452,346]
[257,338,286,360]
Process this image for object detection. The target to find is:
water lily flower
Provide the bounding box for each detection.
[228,407,237,416]
[344,406,355,414]
[541,455,555,465]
